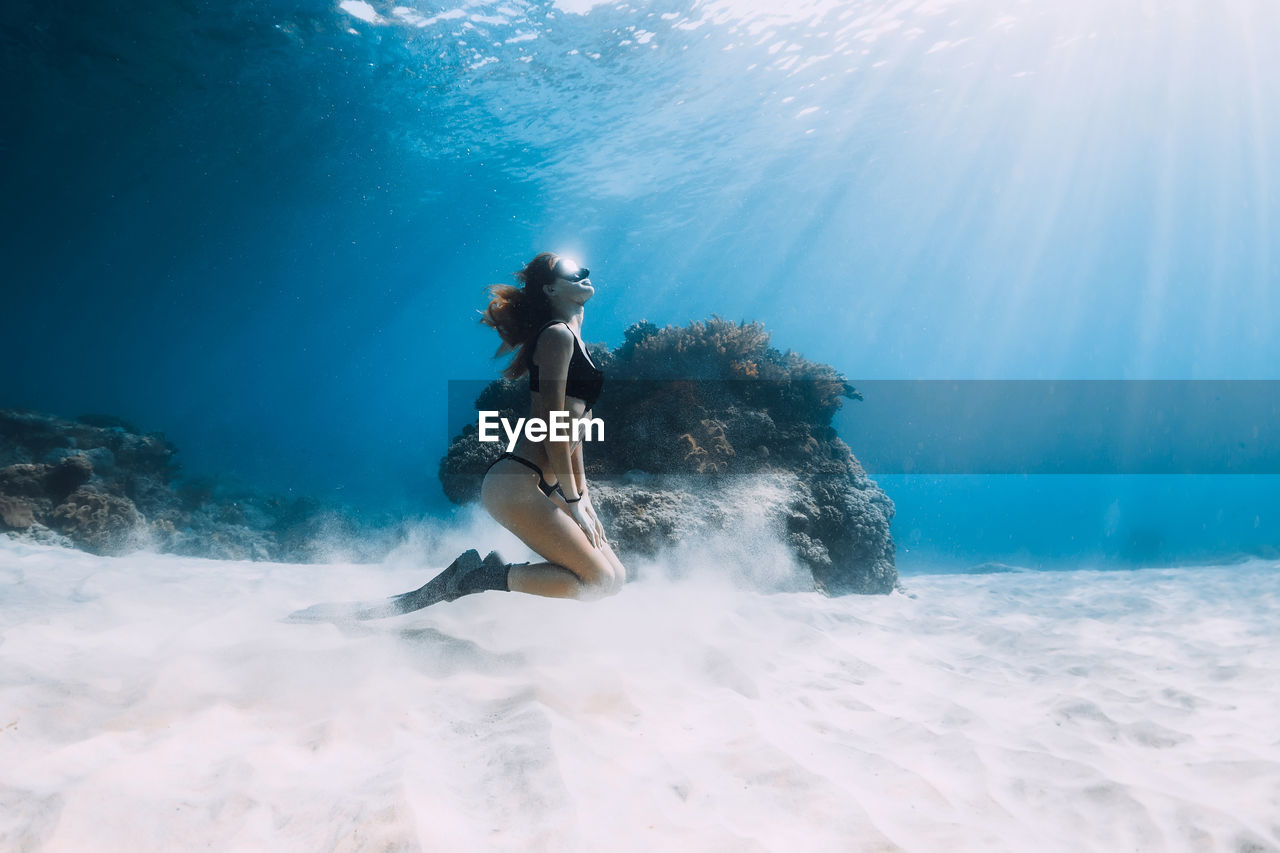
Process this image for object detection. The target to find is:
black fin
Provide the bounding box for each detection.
[286,549,484,622]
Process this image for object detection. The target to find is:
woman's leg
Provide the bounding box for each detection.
[503,526,627,599]
[595,540,627,593]
[544,491,627,593]
[481,462,621,600]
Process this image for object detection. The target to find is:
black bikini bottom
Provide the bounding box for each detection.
[487,452,558,497]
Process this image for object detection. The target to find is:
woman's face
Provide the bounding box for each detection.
[546,257,594,304]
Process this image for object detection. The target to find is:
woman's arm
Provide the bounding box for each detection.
[531,324,580,501]
[572,432,607,543]
[530,325,600,546]
[571,428,587,496]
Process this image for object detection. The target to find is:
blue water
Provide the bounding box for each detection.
[3,0,1278,564]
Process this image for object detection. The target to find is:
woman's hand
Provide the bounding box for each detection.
[566,500,601,548]
[580,490,607,545]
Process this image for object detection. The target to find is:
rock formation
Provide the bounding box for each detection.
[0,409,367,561]
[440,318,897,594]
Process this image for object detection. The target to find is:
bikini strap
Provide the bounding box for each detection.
[526,320,572,368]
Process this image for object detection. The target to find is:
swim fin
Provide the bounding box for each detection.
[286,549,513,623]
[285,548,483,622]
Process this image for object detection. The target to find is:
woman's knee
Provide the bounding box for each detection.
[595,560,627,598]
[599,544,626,593]
[567,554,616,597]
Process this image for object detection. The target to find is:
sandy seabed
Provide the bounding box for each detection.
[1,536,1277,852]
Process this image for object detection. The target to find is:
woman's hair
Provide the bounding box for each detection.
[480,252,560,379]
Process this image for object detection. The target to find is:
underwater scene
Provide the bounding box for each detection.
[2,0,1278,849]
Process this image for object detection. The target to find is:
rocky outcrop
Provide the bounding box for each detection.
[0,409,375,561]
[439,318,897,594]
[48,487,144,554]
[0,453,127,554]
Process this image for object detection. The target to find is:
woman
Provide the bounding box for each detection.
[399,253,627,609]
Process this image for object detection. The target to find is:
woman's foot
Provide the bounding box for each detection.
[389,548,484,612]
[389,548,517,611]
[442,550,513,600]
[287,549,519,622]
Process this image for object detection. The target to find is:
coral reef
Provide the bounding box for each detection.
[0,409,385,561]
[49,487,143,554]
[440,317,896,594]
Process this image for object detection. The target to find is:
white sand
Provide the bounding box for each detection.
[1,536,1278,852]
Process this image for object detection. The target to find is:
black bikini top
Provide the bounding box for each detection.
[526,320,605,409]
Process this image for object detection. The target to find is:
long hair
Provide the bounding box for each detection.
[480,252,559,379]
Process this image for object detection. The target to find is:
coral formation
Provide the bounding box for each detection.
[0,495,35,529]
[440,317,896,594]
[1,409,389,562]
[49,487,143,555]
